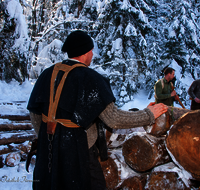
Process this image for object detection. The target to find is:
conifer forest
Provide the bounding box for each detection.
[0,0,200,107]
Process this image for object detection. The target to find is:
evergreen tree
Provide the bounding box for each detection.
[0,0,29,83]
[94,0,160,106]
[159,0,200,105]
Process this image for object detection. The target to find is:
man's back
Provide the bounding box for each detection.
[154,78,174,106]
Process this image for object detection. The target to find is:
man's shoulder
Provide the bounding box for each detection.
[155,78,163,85]
[194,79,200,84]
[74,66,103,79]
[38,64,55,77]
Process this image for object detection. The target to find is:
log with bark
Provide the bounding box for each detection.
[166,109,200,181]
[0,145,13,155]
[145,171,190,190]
[145,162,191,190]
[0,123,33,131]
[115,175,147,190]
[143,106,192,137]
[0,114,30,121]
[100,156,119,190]
[122,133,171,172]
[0,130,37,145]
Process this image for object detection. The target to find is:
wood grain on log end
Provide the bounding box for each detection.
[5,152,21,167]
[166,110,200,181]
[122,134,170,172]
[144,112,172,137]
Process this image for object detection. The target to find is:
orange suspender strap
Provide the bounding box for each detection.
[42,62,86,135]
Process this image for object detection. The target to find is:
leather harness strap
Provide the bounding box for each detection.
[42,62,86,134]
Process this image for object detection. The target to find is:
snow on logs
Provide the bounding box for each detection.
[145,162,191,190]
[0,114,36,167]
[103,107,200,189]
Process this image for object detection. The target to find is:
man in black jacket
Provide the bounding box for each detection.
[188,79,200,110]
[27,30,168,190]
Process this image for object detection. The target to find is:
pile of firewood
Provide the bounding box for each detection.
[0,114,36,168]
[100,107,200,190]
[0,105,199,190]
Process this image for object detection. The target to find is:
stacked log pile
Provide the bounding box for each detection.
[0,113,37,167]
[100,107,200,190]
[0,104,199,189]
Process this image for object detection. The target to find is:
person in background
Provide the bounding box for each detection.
[188,79,200,110]
[154,67,179,106]
[27,30,168,190]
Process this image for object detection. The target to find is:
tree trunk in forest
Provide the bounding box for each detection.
[122,133,171,172]
[143,106,192,137]
[166,109,200,181]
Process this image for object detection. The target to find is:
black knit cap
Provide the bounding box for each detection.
[62,30,94,58]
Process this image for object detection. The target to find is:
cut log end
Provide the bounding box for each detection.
[144,111,172,137]
[166,110,200,181]
[122,134,170,172]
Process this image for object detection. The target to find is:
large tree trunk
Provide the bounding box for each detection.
[143,106,192,137]
[166,110,200,181]
[122,133,171,172]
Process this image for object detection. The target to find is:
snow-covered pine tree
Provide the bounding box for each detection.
[159,0,200,106]
[30,0,100,77]
[93,0,161,106]
[0,0,29,83]
[144,0,173,99]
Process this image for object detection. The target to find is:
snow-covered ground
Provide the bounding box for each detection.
[0,80,35,189]
[0,78,184,190]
